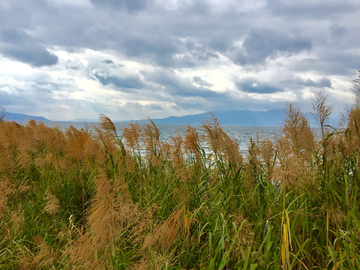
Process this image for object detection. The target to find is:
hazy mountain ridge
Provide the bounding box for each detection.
[5,109,341,127]
[117,109,286,127]
[6,112,52,122]
[6,109,284,126]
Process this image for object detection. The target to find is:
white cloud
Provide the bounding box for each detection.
[0,0,358,121]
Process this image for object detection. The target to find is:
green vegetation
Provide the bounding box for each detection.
[1,91,360,269]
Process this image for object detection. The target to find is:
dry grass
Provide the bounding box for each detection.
[123,121,142,153]
[1,91,360,269]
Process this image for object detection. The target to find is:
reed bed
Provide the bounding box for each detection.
[0,94,360,269]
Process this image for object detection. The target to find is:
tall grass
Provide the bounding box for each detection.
[1,94,360,269]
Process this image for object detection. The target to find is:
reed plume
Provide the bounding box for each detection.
[44,192,60,216]
[200,113,242,165]
[65,125,90,161]
[9,205,24,234]
[93,125,118,157]
[345,107,360,167]
[273,103,315,189]
[66,233,101,270]
[272,140,305,189]
[83,134,104,165]
[142,208,183,253]
[32,239,59,270]
[170,130,183,168]
[87,171,121,248]
[348,107,360,141]
[16,147,32,171]
[282,102,315,158]
[67,170,119,268]
[351,69,360,107]
[160,141,171,163]
[311,89,334,141]
[99,114,116,134]
[183,125,201,161]
[67,169,142,269]
[260,138,275,175]
[0,121,24,173]
[0,177,14,219]
[142,118,161,159]
[200,112,223,156]
[220,130,243,166]
[123,121,141,153]
[247,136,261,169]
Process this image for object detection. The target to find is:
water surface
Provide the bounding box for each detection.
[17,121,283,153]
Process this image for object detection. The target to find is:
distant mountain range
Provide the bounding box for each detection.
[117,109,286,127]
[6,112,52,122]
[4,109,340,127]
[4,109,285,126]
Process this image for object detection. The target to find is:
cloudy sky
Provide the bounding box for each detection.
[0,0,359,121]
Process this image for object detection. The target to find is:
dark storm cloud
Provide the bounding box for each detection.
[116,101,163,113]
[0,81,55,108]
[267,0,357,20]
[172,91,285,113]
[134,68,252,113]
[280,76,332,90]
[122,35,179,67]
[294,77,332,88]
[193,76,213,87]
[141,69,224,99]
[144,103,162,111]
[0,0,309,70]
[119,36,218,68]
[102,59,114,64]
[184,40,219,62]
[68,65,80,70]
[0,28,58,67]
[0,73,79,118]
[235,78,282,94]
[0,91,34,107]
[183,0,212,16]
[207,38,230,53]
[235,75,332,97]
[94,74,145,91]
[0,0,356,71]
[330,24,347,38]
[229,28,312,65]
[89,0,149,13]
[35,1,243,68]
[292,50,360,76]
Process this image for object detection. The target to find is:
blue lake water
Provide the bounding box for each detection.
[17,121,283,153]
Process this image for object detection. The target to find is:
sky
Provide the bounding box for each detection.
[0,0,359,121]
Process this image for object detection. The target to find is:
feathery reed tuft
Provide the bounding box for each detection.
[44,192,60,216]
[99,114,116,134]
[123,121,142,152]
[311,89,334,141]
[142,118,161,158]
[183,125,201,161]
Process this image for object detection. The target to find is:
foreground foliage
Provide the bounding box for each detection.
[1,98,360,269]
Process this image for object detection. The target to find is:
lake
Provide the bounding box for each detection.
[16,121,283,153]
